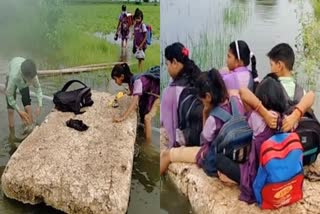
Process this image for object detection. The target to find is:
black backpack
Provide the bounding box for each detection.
[177,87,203,147]
[53,80,94,114]
[281,82,320,165]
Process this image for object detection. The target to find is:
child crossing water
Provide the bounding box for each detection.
[5,57,43,142]
[133,8,148,71]
[115,5,130,48]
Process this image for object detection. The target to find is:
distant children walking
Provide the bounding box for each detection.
[115,5,131,48]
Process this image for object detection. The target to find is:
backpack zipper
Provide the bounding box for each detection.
[261,139,301,157]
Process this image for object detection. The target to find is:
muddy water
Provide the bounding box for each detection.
[160,0,318,213]
[0,56,160,213]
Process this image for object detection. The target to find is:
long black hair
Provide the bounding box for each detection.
[255,73,286,114]
[134,8,143,20]
[195,68,229,108]
[111,63,133,84]
[229,40,258,80]
[165,42,201,86]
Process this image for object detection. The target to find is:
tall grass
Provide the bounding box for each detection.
[160,0,251,90]
[295,0,320,91]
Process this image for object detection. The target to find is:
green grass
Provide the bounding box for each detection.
[60,2,160,71]
[0,1,159,72]
[63,3,160,37]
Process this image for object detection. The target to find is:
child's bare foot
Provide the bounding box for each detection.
[160,150,171,175]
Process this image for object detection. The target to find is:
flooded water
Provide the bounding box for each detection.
[160,0,318,212]
[0,55,160,213]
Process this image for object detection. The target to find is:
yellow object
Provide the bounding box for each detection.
[116,91,125,100]
[108,91,125,107]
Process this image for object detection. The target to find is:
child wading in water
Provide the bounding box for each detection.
[160,42,202,148]
[115,5,130,48]
[133,9,147,71]
[5,57,43,142]
[111,63,160,143]
[222,40,259,92]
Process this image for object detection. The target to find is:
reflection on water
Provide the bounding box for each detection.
[160,0,316,212]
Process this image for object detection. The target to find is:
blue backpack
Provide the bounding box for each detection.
[253,132,304,209]
[146,24,152,45]
[202,97,253,176]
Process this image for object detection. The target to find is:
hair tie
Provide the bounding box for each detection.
[250,52,254,58]
[182,47,189,57]
[235,40,240,60]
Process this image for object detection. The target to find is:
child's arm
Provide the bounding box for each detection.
[113,95,139,122]
[239,87,278,129]
[282,91,315,131]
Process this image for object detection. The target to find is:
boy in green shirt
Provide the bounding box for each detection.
[5,57,43,140]
[267,43,305,98]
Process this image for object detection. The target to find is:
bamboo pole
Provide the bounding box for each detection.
[38,62,134,76]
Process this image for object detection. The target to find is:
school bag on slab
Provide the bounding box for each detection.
[53,80,94,114]
[253,132,304,209]
[202,96,253,176]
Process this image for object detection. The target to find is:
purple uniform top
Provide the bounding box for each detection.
[133,23,147,49]
[129,75,159,120]
[160,85,185,147]
[220,66,253,90]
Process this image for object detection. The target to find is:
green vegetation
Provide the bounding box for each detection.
[0,0,159,72]
[295,0,320,90]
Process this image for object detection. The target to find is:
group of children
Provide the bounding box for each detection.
[115,5,149,71]
[5,57,160,145]
[160,41,316,204]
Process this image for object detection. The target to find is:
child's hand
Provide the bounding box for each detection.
[282,111,300,132]
[264,110,278,129]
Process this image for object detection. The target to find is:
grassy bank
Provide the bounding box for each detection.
[0,0,159,72]
[61,2,160,71]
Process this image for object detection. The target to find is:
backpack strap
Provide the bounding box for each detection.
[294,83,304,102]
[74,87,91,114]
[185,97,198,128]
[61,80,87,92]
[210,106,232,123]
[178,94,193,127]
[229,96,240,116]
